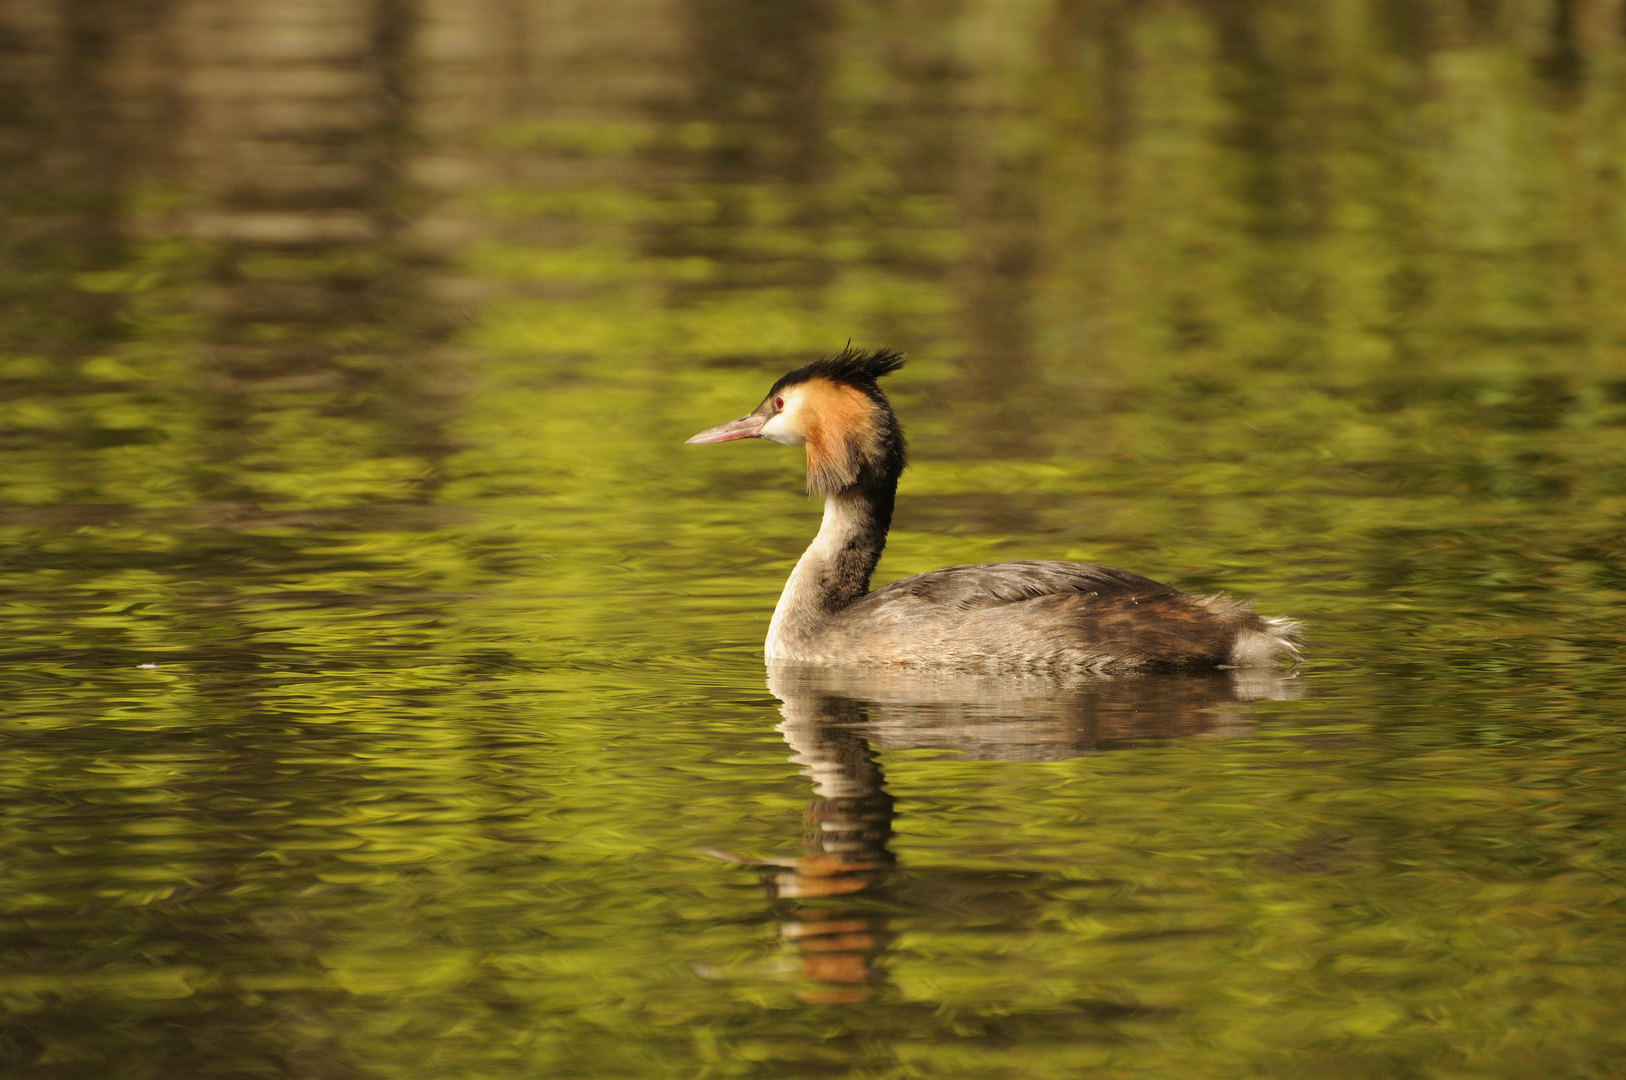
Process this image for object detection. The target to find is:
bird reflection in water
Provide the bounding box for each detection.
[771,687,895,1003]
[714,664,1302,1004]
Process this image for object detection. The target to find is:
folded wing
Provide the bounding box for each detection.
[852,560,1180,614]
[822,560,1289,672]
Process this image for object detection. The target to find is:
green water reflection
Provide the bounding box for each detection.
[5,0,1626,1076]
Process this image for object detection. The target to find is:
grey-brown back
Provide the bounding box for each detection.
[802,561,1292,673]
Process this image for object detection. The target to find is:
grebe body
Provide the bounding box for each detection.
[687,348,1301,673]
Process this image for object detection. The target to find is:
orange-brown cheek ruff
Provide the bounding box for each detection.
[799,379,883,496]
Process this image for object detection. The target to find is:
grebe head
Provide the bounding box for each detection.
[687,347,908,496]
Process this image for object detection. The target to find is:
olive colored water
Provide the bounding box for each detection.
[6,2,1626,1077]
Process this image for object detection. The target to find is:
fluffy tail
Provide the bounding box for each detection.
[1227,614,1304,668]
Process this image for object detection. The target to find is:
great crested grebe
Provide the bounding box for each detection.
[687,347,1302,672]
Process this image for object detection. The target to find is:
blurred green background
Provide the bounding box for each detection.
[5,1,1626,1077]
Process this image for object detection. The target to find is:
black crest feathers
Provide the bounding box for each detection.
[770,346,905,401]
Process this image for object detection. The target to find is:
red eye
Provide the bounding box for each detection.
[773,396,785,411]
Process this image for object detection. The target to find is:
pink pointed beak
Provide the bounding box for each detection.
[686,413,767,444]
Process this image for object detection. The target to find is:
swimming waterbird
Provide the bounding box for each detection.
[686,348,1301,672]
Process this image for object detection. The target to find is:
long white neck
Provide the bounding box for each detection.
[766,490,888,661]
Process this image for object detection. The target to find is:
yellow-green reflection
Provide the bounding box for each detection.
[4,1,1626,1077]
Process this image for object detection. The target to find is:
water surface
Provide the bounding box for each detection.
[5,2,1626,1077]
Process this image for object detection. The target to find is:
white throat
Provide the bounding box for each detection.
[765,493,868,661]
